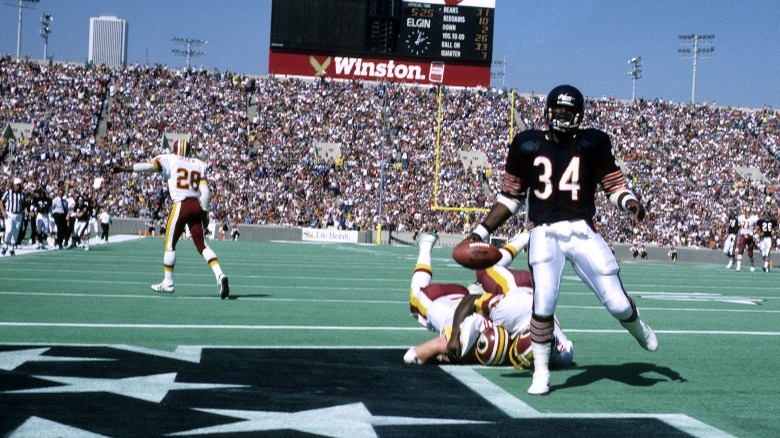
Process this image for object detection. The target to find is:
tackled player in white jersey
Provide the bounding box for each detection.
[406,231,573,369]
[113,139,229,299]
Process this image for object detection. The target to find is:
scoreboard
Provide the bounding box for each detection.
[271,0,494,64]
[269,0,496,87]
[397,1,494,63]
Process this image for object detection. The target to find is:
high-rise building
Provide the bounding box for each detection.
[88,16,128,67]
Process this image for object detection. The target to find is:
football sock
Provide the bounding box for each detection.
[163,251,176,284]
[201,247,224,279]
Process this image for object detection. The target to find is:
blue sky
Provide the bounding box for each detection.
[1,0,778,108]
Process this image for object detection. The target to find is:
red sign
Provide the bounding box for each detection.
[269,51,490,88]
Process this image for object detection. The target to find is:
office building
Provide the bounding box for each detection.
[88,16,128,67]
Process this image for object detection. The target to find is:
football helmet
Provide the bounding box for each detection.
[545,84,584,132]
[508,327,533,369]
[171,139,191,157]
[474,323,510,365]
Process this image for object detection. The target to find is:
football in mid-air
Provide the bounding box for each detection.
[452,240,502,270]
[509,327,533,369]
[474,324,510,365]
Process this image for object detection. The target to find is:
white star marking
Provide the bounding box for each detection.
[170,402,489,437]
[0,348,113,371]
[2,373,248,403]
[8,416,109,438]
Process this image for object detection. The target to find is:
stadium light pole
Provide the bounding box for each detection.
[4,0,40,58]
[171,37,207,68]
[628,57,642,101]
[678,34,714,104]
[40,12,52,61]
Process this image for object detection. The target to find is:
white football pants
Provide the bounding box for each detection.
[528,220,633,321]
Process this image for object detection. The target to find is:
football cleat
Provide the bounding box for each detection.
[151,282,175,293]
[527,368,550,395]
[750,266,756,272]
[417,232,438,247]
[725,261,733,269]
[622,320,658,352]
[218,275,230,299]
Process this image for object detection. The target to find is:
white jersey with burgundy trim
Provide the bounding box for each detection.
[737,214,758,236]
[152,154,209,203]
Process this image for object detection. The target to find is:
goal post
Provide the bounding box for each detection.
[431,87,518,215]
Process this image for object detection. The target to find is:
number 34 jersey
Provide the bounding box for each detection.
[503,128,628,225]
[152,154,209,203]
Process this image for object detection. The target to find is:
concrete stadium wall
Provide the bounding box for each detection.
[109,219,778,267]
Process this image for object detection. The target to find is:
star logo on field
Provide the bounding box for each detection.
[9,416,109,438]
[170,402,489,437]
[3,373,247,403]
[0,348,113,371]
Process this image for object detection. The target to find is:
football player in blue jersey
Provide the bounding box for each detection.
[465,85,658,395]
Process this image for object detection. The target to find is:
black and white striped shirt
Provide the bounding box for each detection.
[2,189,26,214]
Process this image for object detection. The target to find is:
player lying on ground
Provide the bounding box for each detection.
[406,232,573,368]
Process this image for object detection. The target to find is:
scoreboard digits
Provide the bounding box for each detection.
[398,1,495,63]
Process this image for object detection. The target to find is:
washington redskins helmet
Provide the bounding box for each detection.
[171,139,191,157]
[545,84,584,133]
[508,327,533,369]
[474,323,510,365]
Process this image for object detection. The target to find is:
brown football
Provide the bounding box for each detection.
[452,240,502,270]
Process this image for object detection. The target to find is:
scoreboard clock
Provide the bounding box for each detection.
[397,0,495,63]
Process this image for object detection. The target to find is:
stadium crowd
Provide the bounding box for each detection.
[2,55,779,248]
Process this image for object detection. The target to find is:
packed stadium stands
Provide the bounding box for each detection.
[2,55,778,247]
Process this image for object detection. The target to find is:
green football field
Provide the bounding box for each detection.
[0,237,778,437]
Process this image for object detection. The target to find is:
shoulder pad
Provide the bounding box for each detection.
[512,130,545,153]
[577,128,610,150]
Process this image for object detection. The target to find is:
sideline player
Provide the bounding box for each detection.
[463,85,657,395]
[735,207,759,272]
[756,211,777,273]
[723,211,739,269]
[113,139,229,299]
[69,194,93,251]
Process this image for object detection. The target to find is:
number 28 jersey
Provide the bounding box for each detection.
[503,128,628,224]
[152,153,209,203]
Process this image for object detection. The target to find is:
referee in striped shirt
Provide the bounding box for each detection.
[1,177,27,256]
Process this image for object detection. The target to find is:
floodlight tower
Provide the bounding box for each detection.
[171,37,207,68]
[678,34,714,104]
[40,13,52,60]
[628,57,642,101]
[3,0,40,58]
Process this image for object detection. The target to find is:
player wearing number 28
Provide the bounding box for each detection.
[112,139,229,299]
[466,85,657,395]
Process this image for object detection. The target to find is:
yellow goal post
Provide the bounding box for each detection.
[431,85,517,214]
